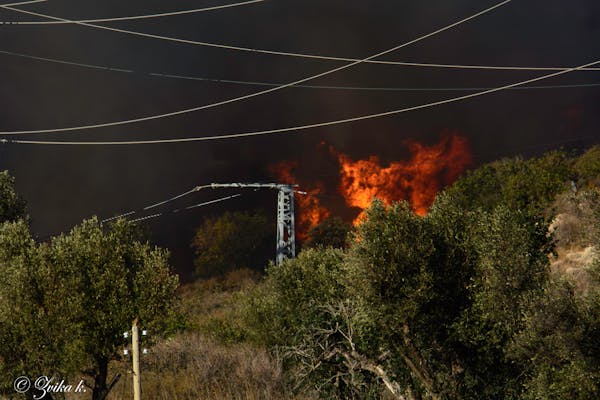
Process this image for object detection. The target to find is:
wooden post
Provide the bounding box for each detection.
[132,318,141,400]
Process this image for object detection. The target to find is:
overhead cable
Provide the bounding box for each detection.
[0,0,45,7]
[0,0,264,24]
[37,192,242,240]
[3,1,599,72]
[127,194,242,224]
[7,59,600,146]
[100,184,213,223]
[2,48,600,92]
[101,183,301,224]
[0,0,513,135]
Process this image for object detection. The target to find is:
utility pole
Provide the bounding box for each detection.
[132,319,141,400]
[207,183,301,264]
[123,321,148,400]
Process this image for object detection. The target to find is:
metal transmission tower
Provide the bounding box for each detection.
[276,185,295,264]
[208,183,300,264]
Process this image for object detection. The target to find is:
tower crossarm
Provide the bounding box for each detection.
[206,182,298,190]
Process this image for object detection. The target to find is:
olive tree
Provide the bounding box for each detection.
[0,220,84,399]
[0,217,179,400]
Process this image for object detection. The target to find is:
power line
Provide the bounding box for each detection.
[128,194,243,223]
[0,0,264,24]
[101,183,301,226]
[0,49,137,72]
[142,186,207,211]
[101,211,135,223]
[3,1,600,72]
[128,213,162,224]
[100,185,213,223]
[145,76,600,92]
[0,0,512,135]
[8,59,600,146]
[0,0,45,7]
[101,183,274,224]
[185,194,242,210]
[3,48,600,92]
[37,192,242,241]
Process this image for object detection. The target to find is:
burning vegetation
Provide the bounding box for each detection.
[271,132,473,236]
[269,160,331,240]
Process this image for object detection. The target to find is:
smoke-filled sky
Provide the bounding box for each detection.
[1,0,599,278]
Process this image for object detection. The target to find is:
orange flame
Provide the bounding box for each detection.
[269,161,330,239]
[337,132,472,221]
[270,132,473,237]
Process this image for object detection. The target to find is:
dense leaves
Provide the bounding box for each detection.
[192,211,273,278]
[445,151,572,214]
[303,217,351,249]
[0,220,84,398]
[0,170,27,224]
[508,279,600,400]
[574,145,600,187]
[0,217,179,400]
[241,147,600,399]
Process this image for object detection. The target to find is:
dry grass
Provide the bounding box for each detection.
[549,188,600,249]
[176,268,260,329]
[548,187,600,295]
[550,246,598,295]
[98,270,314,400]
[103,332,307,400]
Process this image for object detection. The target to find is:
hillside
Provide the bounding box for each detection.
[139,145,600,399]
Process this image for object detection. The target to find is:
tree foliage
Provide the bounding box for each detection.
[304,216,351,249]
[211,147,600,398]
[0,170,27,224]
[0,217,179,400]
[450,205,551,398]
[243,248,346,348]
[574,145,600,187]
[445,151,572,214]
[508,278,600,400]
[242,248,381,398]
[192,210,273,278]
[0,220,84,399]
[239,194,564,399]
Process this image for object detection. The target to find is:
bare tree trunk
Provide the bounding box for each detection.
[92,356,109,400]
[356,354,406,400]
[399,324,440,400]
